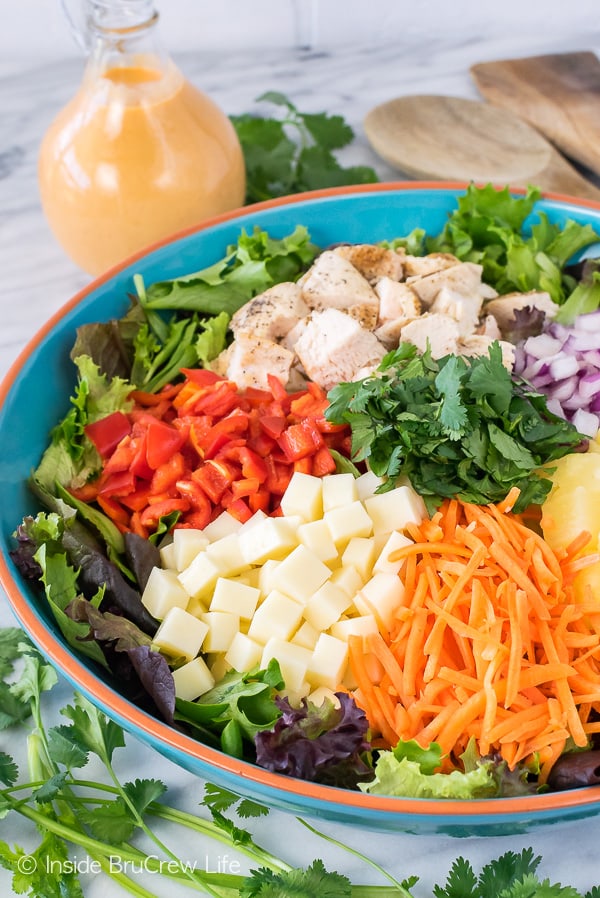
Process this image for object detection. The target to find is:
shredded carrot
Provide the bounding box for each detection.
[347,492,600,779]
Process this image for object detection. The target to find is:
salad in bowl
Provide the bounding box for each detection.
[4,182,600,830]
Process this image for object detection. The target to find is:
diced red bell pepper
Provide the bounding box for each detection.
[150,451,187,494]
[231,477,261,500]
[140,498,191,527]
[277,418,324,462]
[98,469,137,497]
[145,418,186,469]
[311,445,338,477]
[96,494,131,527]
[218,445,268,483]
[259,415,286,439]
[180,368,223,386]
[85,411,132,458]
[263,456,292,495]
[226,497,253,523]
[191,460,236,503]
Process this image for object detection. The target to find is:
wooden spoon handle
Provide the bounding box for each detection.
[471,52,600,177]
[533,148,600,202]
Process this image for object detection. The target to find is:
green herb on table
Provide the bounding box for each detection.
[325,341,586,514]
[231,92,379,203]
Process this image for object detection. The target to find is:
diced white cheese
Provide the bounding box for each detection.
[269,545,331,604]
[171,529,209,571]
[247,590,304,644]
[330,614,379,641]
[141,568,190,620]
[341,537,376,580]
[321,472,359,511]
[355,469,386,501]
[153,607,209,661]
[329,565,364,596]
[205,533,249,577]
[238,517,299,565]
[159,541,177,570]
[373,530,414,574]
[202,511,242,542]
[177,552,224,600]
[308,686,341,708]
[307,633,349,690]
[296,519,339,564]
[225,632,263,672]
[172,656,215,701]
[280,471,323,521]
[324,500,373,546]
[209,577,261,620]
[209,653,231,682]
[303,581,352,631]
[364,484,427,534]
[291,620,321,650]
[356,572,406,630]
[200,611,240,653]
[261,638,313,692]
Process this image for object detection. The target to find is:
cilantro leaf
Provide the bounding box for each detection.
[0,752,18,787]
[242,858,352,898]
[61,693,125,766]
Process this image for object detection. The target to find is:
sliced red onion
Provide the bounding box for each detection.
[572,408,600,438]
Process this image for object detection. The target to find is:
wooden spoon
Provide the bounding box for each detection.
[471,52,600,177]
[363,94,600,201]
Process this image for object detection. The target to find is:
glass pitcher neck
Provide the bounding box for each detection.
[88,0,158,34]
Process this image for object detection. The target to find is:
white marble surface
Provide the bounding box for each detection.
[2,16,600,898]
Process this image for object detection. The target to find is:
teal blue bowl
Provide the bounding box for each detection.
[3,182,600,835]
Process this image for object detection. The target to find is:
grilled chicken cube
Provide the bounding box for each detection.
[408,262,490,307]
[483,290,557,335]
[399,313,460,358]
[402,252,459,278]
[294,308,386,390]
[430,286,483,337]
[230,282,309,341]
[219,332,295,391]
[459,335,516,370]
[332,244,405,283]
[300,251,380,319]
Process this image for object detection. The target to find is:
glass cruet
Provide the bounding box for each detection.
[38,0,246,276]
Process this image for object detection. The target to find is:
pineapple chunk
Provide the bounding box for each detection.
[172,657,215,701]
[261,638,312,692]
[153,607,209,661]
[200,611,240,653]
[364,484,426,534]
[324,500,373,546]
[280,471,323,521]
[307,633,349,690]
[247,590,304,644]
[304,581,352,631]
[209,577,260,620]
[322,472,359,511]
[141,568,190,620]
[269,545,331,604]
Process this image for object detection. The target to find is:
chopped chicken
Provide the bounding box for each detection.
[300,251,380,322]
[217,333,295,391]
[402,252,459,278]
[430,286,483,337]
[333,244,404,283]
[476,314,503,340]
[294,308,386,390]
[398,313,461,358]
[459,335,516,370]
[483,290,557,335]
[375,277,421,322]
[229,282,309,341]
[408,262,493,307]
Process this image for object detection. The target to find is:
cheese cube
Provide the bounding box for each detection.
[324,501,373,546]
[257,559,281,597]
[357,572,406,630]
[210,577,260,620]
[177,552,224,600]
[238,509,268,532]
[153,607,209,661]
[206,533,249,577]
[261,638,313,692]
[225,632,263,672]
[142,568,190,620]
[238,517,299,565]
[159,541,177,570]
[341,537,376,580]
[186,596,209,618]
[280,471,323,521]
[355,469,385,501]
[297,519,339,564]
[269,545,331,604]
[304,581,352,631]
[209,653,231,682]
[202,511,242,542]
[321,472,359,511]
[172,656,215,701]
[200,611,240,652]
[373,531,414,574]
[330,614,379,641]
[172,529,209,571]
[364,484,427,534]
[292,620,321,649]
[330,564,364,596]
[247,590,304,644]
[307,633,349,690]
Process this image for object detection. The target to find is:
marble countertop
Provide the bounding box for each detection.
[2,30,600,897]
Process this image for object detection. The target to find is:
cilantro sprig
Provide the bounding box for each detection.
[325,341,586,514]
[231,92,379,203]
